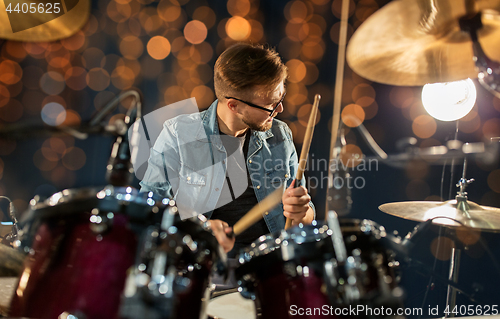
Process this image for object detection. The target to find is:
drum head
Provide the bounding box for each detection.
[206,291,256,319]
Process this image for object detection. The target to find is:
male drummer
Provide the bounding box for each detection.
[140,43,314,257]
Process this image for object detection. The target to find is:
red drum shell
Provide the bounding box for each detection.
[9,213,136,319]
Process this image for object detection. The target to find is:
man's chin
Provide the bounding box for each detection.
[244,119,272,132]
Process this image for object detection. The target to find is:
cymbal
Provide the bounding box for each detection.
[0,244,23,277]
[0,0,90,42]
[379,199,500,232]
[346,0,500,86]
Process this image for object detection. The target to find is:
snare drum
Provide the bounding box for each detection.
[120,205,224,319]
[235,219,402,319]
[9,186,167,319]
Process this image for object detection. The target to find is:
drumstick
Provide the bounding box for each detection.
[285,94,321,230]
[232,184,285,236]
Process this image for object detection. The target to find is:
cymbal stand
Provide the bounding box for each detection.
[445,158,474,317]
[459,12,500,99]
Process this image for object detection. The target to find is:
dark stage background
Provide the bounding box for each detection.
[0,0,499,315]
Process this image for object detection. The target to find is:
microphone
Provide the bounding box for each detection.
[401,218,435,250]
[106,107,138,186]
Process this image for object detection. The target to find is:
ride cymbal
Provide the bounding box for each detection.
[379,199,500,231]
[346,0,500,86]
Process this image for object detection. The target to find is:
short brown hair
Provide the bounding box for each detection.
[214,43,287,101]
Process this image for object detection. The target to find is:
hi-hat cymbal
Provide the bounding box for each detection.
[379,199,500,231]
[346,0,500,86]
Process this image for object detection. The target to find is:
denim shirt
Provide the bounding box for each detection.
[140,100,315,233]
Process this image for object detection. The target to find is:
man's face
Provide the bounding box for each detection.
[239,82,286,132]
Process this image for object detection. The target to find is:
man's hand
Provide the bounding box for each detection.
[282,179,314,226]
[208,219,235,253]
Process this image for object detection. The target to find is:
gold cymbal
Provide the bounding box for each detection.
[346,0,500,86]
[379,199,500,231]
[0,0,90,42]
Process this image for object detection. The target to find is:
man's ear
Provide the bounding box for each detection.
[226,99,238,113]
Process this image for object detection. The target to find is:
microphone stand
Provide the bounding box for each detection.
[104,91,144,187]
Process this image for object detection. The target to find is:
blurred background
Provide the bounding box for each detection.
[0,0,499,315]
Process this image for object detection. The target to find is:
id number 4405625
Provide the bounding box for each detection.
[444,305,498,316]
[6,2,61,14]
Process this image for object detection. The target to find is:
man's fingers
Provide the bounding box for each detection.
[283,194,311,205]
[284,211,306,221]
[285,185,308,197]
[283,204,309,213]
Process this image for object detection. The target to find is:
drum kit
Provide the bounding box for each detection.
[0,0,500,318]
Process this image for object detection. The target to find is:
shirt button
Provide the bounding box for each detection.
[222,160,225,164]
[264,212,269,216]
[256,185,260,190]
[248,159,252,164]
[215,188,219,191]
[285,174,289,178]
[187,176,191,181]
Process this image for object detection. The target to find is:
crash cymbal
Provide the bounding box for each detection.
[0,0,90,42]
[0,244,23,277]
[346,0,500,86]
[379,199,500,231]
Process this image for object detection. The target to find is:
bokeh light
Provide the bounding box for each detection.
[4,41,28,61]
[287,59,307,83]
[226,17,251,41]
[192,6,217,29]
[482,118,500,139]
[412,115,437,138]
[184,20,208,44]
[227,0,251,17]
[62,147,87,170]
[430,236,455,261]
[86,68,111,91]
[41,102,66,126]
[342,103,365,127]
[0,60,23,85]
[40,71,65,95]
[65,67,88,91]
[147,36,171,60]
[119,36,144,60]
[157,1,182,22]
[0,84,10,107]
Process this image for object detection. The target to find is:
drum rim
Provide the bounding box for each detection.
[237,218,391,263]
[238,221,330,261]
[21,185,174,224]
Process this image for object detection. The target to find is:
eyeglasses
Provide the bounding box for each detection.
[225,92,286,117]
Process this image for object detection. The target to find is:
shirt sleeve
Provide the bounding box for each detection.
[139,121,180,199]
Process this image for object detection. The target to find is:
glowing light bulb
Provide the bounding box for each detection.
[421,79,476,121]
